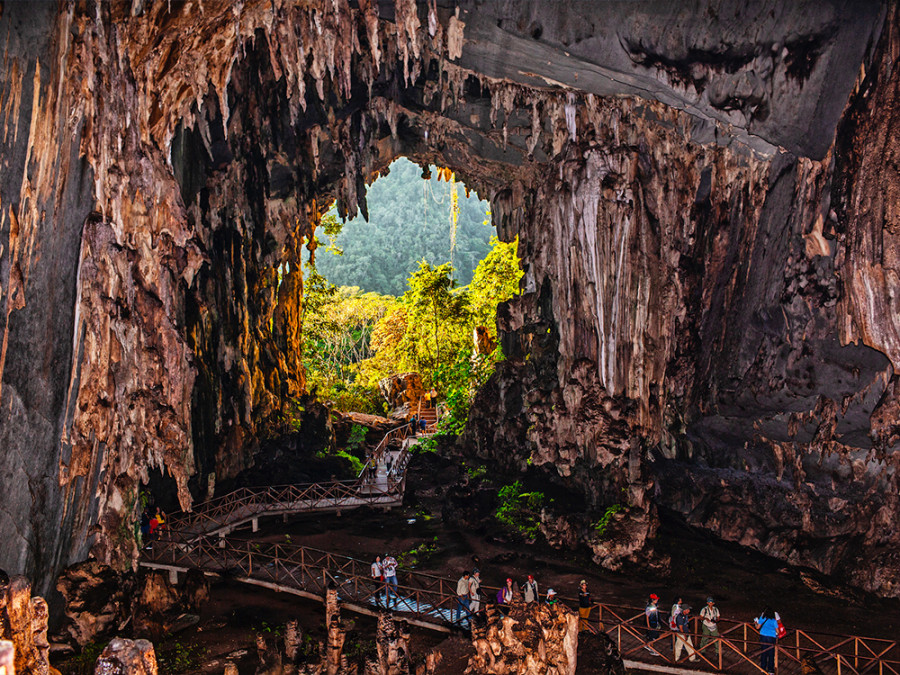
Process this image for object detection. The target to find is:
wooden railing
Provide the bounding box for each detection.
[165,480,402,536]
[165,421,422,538]
[357,420,419,481]
[142,532,900,675]
[583,606,900,675]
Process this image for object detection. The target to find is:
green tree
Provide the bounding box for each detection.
[312,159,493,294]
[402,261,470,374]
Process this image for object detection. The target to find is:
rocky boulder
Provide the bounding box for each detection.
[55,562,134,648]
[379,373,426,414]
[0,570,50,675]
[93,638,157,674]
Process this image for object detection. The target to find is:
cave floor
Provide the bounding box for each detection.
[86,452,900,674]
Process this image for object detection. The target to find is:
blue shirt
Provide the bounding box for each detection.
[757,613,780,638]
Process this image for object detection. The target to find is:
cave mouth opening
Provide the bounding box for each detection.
[301,156,523,435]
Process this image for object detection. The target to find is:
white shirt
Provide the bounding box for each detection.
[371,561,381,578]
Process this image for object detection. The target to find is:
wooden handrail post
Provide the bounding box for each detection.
[744,624,747,653]
[837,653,842,675]
[855,637,859,670]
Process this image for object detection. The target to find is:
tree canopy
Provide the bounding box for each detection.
[311,158,493,295]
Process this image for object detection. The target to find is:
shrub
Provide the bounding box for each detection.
[495,481,545,540]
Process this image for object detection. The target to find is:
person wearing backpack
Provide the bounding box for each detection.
[754,606,781,675]
[669,596,683,631]
[674,606,699,662]
[700,597,721,659]
[523,575,539,603]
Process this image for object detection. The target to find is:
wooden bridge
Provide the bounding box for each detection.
[142,418,900,675]
[164,421,421,539]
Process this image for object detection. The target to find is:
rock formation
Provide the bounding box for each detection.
[55,563,206,648]
[1,0,900,599]
[466,602,578,675]
[93,638,157,675]
[0,571,50,675]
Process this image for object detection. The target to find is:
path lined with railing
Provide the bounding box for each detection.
[141,410,900,675]
[164,419,427,539]
[141,532,900,675]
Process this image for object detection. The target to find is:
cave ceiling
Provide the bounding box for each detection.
[1,0,900,598]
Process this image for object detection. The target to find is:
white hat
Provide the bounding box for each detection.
[547,588,557,596]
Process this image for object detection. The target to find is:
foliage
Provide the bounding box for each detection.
[463,462,487,480]
[301,270,396,413]
[396,536,439,568]
[334,450,365,475]
[592,504,626,538]
[302,166,522,434]
[58,641,106,675]
[495,481,546,540]
[157,640,207,674]
[312,159,493,295]
[346,424,368,453]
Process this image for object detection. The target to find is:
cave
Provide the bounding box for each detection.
[1,0,900,627]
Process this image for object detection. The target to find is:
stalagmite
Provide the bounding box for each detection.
[466,602,578,675]
[0,573,49,675]
[92,638,157,675]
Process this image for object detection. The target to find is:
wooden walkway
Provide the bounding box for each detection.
[141,417,900,675]
[164,421,422,539]
[141,532,900,675]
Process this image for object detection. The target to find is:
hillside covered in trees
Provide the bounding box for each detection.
[313,158,492,295]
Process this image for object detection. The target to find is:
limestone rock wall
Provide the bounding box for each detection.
[1,0,899,600]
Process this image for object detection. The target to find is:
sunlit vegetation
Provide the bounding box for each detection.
[313,158,493,295]
[302,161,523,431]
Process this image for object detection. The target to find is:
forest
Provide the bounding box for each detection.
[311,158,493,295]
[303,160,522,427]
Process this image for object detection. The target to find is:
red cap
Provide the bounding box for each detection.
[506,578,513,583]
[528,575,534,579]
[650,593,659,601]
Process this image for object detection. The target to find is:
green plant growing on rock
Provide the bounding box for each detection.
[346,423,368,453]
[495,481,546,540]
[334,450,364,475]
[157,640,207,674]
[592,504,626,539]
[396,536,439,568]
[463,462,487,480]
[59,641,106,675]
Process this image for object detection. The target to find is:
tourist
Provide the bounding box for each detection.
[546,588,557,605]
[578,580,591,632]
[523,574,539,603]
[754,607,781,675]
[644,593,662,656]
[148,508,160,541]
[469,570,482,614]
[419,416,427,432]
[669,596,683,632]
[497,578,515,606]
[674,605,699,662]
[382,553,399,608]
[139,508,151,547]
[700,597,721,659]
[409,415,418,434]
[455,571,471,623]
[371,556,383,606]
[154,507,165,537]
